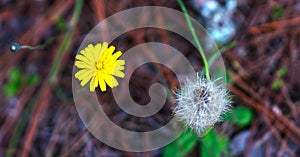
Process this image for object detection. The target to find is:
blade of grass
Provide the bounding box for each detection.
[6,98,37,157]
[48,0,83,85]
[177,0,210,81]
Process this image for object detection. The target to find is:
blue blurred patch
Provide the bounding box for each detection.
[191,0,237,44]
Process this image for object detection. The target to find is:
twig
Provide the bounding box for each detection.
[249,16,300,34]
[20,82,52,157]
[18,1,82,156]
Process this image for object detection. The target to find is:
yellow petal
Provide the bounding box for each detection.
[116,60,125,66]
[99,42,108,60]
[94,43,102,61]
[112,70,125,78]
[79,49,86,55]
[101,45,115,62]
[106,45,116,55]
[80,46,90,59]
[104,74,118,88]
[114,65,124,71]
[98,76,106,92]
[103,60,116,68]
[104,51,122,65]
[77,69,93,81]
[89,76,95,92]
[75,69,89,79]
[75,69,94,80]
[104,64,115,74]
[75,61,92,69]
[111,51,122,60]
[84,44,96,63]
[101,49,109,62]
[94,74,99,88]
[80,75,93,87]
[75,54,92,65]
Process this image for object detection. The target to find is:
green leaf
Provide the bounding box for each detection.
[201,131,219,157]
[3,67,22,97]
[221,111,232,121]
[272,79,283,90]
[217,134,230,155]
[177,129,198,153]
[272,4,284,19]
[55,17,67,30]
[163,142,183,157]
[230,107,253,127]
[200,130,230,157]
[163,129,198,157]
[225,70,231,85]
[26,73,40,86]
[277,66,288,77]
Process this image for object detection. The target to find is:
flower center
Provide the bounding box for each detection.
[193,87,211,106]
[96,61,104,70]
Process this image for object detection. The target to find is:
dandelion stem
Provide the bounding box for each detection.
[177,0,210,81]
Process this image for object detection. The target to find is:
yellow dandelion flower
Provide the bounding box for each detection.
[74,42,125,92]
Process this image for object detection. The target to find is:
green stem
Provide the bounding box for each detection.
[177,0,210,81]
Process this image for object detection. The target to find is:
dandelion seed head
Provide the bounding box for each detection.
[174,74,231,136]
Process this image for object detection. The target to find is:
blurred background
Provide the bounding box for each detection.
[1,0,300,156]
